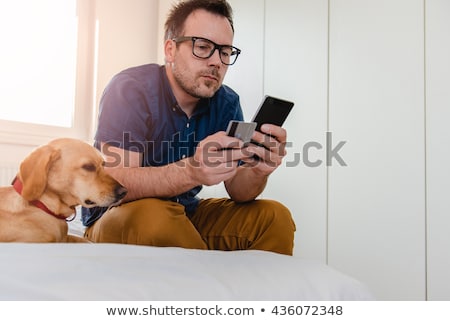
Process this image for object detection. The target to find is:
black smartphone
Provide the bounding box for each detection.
[251,95,294,132]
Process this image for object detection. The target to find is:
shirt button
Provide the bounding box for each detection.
[186,123,190,128]
[182,155,186,159]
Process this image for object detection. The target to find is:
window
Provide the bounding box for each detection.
[0,0,94,144]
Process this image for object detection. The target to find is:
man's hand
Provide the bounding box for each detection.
[187,131,250,186]
[243,124,287,175]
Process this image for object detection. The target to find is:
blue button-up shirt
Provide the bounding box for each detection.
[82,64,243,226]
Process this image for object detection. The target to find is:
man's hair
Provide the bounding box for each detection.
[164,0,234,40]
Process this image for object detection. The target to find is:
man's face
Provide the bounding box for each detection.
[170,9,234,99]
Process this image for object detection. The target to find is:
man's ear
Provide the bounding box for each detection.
[164,39,176,64]
[18,145,61,201]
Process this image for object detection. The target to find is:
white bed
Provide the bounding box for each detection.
[0,241,373,301]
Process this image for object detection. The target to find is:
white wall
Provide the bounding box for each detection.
[327,0,426,301]
[426,0,450,301]
[223,0,449,301]
[262,0,329,263]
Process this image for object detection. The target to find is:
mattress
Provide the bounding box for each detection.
[0,243,373,301]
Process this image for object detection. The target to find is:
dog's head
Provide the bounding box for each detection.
[18,138,127,215]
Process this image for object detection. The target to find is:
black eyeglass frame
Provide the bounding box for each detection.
[172,36,241,66]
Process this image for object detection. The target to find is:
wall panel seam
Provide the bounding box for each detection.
[325,0,331,266]
[423,0,429,301]
[262,0,266,95]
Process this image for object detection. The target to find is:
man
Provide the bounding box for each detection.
[82,0,296,255]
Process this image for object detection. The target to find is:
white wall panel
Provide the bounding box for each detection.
[426,0,450,301]
[328,0,426,300]
[95,0,158,111]
[264,0,329,260]
[225,0,265,120]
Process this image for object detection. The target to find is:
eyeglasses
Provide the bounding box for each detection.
[172,36,241,66]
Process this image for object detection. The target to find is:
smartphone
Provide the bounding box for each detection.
[251,95,294,132]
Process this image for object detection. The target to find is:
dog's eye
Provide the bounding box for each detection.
[82,163,96,172]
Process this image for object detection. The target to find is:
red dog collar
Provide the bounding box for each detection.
[11,177,69,221]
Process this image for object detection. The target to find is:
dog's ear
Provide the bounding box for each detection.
[18,145,61,201]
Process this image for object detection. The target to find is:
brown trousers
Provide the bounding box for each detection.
[84,198,296,255]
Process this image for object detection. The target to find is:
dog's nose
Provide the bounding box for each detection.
[115,185,128,200]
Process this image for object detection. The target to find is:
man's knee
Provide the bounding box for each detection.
[252,200,295,229]
[116,199,191,245]
[249,199,296,255]
[89,198,207,249]
[85,198,171,243]
[120,199,180,233]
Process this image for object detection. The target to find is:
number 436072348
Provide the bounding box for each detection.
[271,305,343,316]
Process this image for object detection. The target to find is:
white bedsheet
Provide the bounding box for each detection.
[0,243,373,301]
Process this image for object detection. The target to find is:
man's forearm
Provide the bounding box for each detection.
[106,159,198,202]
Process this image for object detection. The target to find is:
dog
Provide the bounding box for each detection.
[0,138,127,242]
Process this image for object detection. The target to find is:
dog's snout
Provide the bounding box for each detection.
[115,185,128,201]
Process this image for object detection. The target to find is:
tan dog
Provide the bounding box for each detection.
[0,138,127,242]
